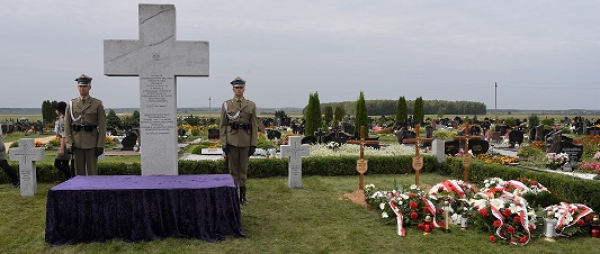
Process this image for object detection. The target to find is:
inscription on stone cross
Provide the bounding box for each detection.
[104,4,209,175]
[9,139,44,196]
[281,136,310,189]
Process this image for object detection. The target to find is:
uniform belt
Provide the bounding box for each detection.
[72,125,98,132]
[229,123,251,130]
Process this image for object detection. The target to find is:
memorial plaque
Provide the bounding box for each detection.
[462,155,472,167]
[356,158,368,173]
[412,156,423,171]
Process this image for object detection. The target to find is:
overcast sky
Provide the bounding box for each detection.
[1,0,599,110]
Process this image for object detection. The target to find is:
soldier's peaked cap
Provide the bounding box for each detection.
[75,74,92,85]
[230,77,246,87]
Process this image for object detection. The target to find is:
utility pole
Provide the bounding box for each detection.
[494,82,498,120]
[208,96,211,118]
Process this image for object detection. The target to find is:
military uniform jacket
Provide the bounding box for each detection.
[220,98,258,147]
[64,97,107,149]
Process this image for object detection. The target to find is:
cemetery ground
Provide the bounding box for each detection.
[0,174,598,254]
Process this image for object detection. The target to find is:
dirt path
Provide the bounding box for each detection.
[3,135,56,151]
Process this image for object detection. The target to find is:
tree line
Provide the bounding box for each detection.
[320,99,486,117]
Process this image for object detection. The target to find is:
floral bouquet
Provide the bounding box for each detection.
[578,162,600,174]
[470,194,537,245]
[365,183,443,236]
[543,152,568,169]
[427,179,477,225]
[543,202,595,237]
[503,178,549,197]
[594,152,600,161]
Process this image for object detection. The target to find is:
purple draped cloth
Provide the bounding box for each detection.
[45,174,245,245]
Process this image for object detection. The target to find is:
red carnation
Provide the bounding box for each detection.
[410,201,418,209]
[530,180,538,186]
[577,219,584,227]
[529,224,535,231]
[438,187,444,193]
[493,220,502,228]
[489,235,496,243]
[418,223,424,229]
[503,209,512,217]
[519,236,527,243]
[507,226,516,234]
[410,211,418,220]
[513,216,521,223]
[437,207,443,214]
[478,208,489,217]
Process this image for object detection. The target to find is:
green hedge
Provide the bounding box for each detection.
[441,157,600,212]
[2,156,598,212]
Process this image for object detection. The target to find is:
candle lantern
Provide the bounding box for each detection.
[544,211,558,242]
[443,200,451,233]
[591,215,600,238]
[460,211,468,230]
[423,215,433,235]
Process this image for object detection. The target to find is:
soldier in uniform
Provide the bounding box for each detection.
[64,74,107,175]
[0,128,20,188]
[52,101,72,180]
[220,77,258,205]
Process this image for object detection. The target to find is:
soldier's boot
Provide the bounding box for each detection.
[240,186,248,205]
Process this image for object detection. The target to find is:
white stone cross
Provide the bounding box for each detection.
[104,4,209,175]
[9,139,44,196]
[280,136,310,189]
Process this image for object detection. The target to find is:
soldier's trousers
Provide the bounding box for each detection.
[73,148,98,175]
[228,146,250,187]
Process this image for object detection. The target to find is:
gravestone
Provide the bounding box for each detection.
[508,129,524,148]
[281,136,310,189]
[560,140,583,162]
[535,125,546,141]
[267,129,282,140]
[106,127,118,136]
[314,128,326,144]
[301,136,317,145]
[425,126,433,138]
[207,128,219,139]
[545,130,562,154]
[431,139,446,163]
[121,132,138,151]
[468,139,490,155]
[201,147,223,155]
[586,126,600,136]
[444,140,460,155]
[104,4,209,175]
[8,139,44,196]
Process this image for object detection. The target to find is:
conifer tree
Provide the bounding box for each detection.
[355,91,368,136]
[413,96,424,125]
[395,96,407,128]
[304,92,322,137]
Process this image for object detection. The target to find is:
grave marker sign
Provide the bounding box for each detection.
[104,4,209,175]
[9,139,44,196]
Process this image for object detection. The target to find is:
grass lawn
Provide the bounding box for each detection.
[0,174,597,254]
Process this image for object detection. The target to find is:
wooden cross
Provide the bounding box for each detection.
[412,125,424,186]
[356,126,368,190]
[104,4,209,175]
[453,123,473,182]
